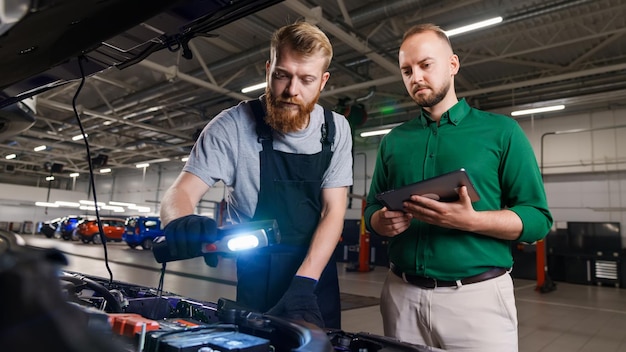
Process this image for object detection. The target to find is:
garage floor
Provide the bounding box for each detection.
[23,234,626,351]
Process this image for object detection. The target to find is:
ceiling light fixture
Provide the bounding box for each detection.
[5,154,16,159]
[122,105,164,120]
[360,129,392,138]
[102,205,125,212]
[100,168,111,173]
[110,201,136,207]
[79,200,105,206]
[181,156,189,162]
[35,202,58,207]
[241,82,267,93]
[45,176,54,181]
[55,201,81,207]
[72,133,87,141]
[511,105,565,116]
[445,17,503,37]
[358,123,401,138]
[34,145,46,151]
[143,157,170,164]
[135,206,151,213]
[69,173,79,178]
[135,163,150,168]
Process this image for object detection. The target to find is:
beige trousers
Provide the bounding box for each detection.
[380,270,518,352]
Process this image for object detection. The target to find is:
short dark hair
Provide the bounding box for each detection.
[270,21,333,71]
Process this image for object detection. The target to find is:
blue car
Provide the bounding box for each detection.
[60,215,84,241]
[123,216,163,250]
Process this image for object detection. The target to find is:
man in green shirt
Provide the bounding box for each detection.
[364,23,553,351]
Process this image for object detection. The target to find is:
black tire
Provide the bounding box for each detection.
[81,237,90,244]
[141,238,153,250]
[127,242,138,249]
[93,234,102,245]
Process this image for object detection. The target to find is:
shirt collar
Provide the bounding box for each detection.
[418,98,470,127]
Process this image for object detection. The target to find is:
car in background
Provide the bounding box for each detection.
[76,217,126,244]
[60,215,84,240]
[40,218,62,238]
[123,216,163,250]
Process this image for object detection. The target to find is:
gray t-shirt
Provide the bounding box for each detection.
[184,97,353,224]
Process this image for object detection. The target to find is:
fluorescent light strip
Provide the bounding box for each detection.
[69,173,79,178]
[79,200,105,206]
[109,201,136,207]
[511,105,565,116]
[72,133,87,141]
[445,17,503,37]
[5,154,16,159]
[55,201,81,207]
[34,145,46,151]
[135,163,150,168]
[35,202,59,207]
[360,129,392,138]
[359,123,401,138]
[144,158,170,164]
[241,82,267,93]
[102,205,125,212]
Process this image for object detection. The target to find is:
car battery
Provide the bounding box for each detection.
[144,326,270,352]
[108,313,161,337]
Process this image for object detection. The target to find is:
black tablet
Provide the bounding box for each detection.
[375,169,480,211]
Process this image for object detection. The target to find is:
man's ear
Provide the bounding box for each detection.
[450,54,460,76]
[320,71,330,91]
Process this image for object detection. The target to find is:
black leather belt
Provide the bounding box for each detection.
[390,263,508,289]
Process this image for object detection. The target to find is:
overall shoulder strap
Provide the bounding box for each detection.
[249,99,272,144]
[321,108,335,148]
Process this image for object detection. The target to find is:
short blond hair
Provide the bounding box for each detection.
[401,23,453,51]
[270,21,333,71]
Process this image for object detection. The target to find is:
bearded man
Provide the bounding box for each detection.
[159,21,353,329]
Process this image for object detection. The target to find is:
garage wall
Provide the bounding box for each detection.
[3,105,626,241]
[521,109,626,175]
[0,184,92,232]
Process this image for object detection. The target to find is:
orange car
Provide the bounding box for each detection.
[77,217,126,244]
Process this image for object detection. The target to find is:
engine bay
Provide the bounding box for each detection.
[59,270,439,351]
[0,230,441,352]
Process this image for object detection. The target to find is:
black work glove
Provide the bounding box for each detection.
[162,214,218,262]
[266,276,324,328]
[203,252,219,267]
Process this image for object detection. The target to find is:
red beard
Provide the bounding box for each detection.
[265,88,319,134]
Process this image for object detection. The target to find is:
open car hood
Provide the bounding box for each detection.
[0,0,282,108]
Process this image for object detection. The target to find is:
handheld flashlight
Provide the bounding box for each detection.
[153,219,280,263]
[201,219,280,254]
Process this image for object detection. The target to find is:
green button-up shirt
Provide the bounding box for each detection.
[364,99,553,280]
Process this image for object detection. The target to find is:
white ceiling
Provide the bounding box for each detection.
[1,0,626,186]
